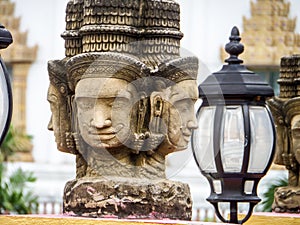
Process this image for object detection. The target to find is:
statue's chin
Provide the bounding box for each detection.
[168,134,189,151]
[172,144,188,151]
[81,133,128,150]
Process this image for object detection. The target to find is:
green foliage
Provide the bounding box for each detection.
[0,125,38,214]
[0,164,39,214]
[0,126,33,162]
[0,126,15,161]
[259,177,288,212]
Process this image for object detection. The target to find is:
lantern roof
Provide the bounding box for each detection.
[199,27,274,100]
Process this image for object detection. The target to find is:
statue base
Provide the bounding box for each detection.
[63,177,192,220]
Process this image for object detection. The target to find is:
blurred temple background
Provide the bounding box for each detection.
[0,0,299,221]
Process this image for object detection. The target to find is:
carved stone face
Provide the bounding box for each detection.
[165,80,198,150]
[291,115,300,163]
[47,83,70,152]
[75,77,135,149]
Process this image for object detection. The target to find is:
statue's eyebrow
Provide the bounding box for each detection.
[116,90,133,99]
[169,90,189,102]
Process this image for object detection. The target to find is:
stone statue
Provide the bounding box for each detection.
[268,55,300,212]
[284,98,300,187]
[47,59,76,154]
[47,0,198,220]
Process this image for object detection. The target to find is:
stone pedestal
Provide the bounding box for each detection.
[63,177,192,220]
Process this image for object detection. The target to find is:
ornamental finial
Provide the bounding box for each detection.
[225,26,244,64]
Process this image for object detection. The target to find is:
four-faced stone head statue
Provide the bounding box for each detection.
[47,54,199,181]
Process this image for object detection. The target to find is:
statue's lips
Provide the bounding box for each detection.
[99,134,116,141]
[88,128,118,141]
[182,130,192,142]
[183,135,191,142]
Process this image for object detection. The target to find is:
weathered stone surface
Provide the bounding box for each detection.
[63,178,192,220]
[47,0,199,220]
[272,186,300,213]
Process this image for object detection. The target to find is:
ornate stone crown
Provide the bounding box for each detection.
[157,56,199,83]
[48,59,70,96]
[278,55,300,98]
[284,97,300,124]
[61,0,84,57]
[62,0,183,62]
[66,52,150,91]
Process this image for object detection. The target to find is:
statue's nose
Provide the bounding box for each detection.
[91,111,112,128]
[48,116,53,131]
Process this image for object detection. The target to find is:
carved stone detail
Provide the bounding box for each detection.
[277,55,300,98]
[63,178,192,220]
[48,0,198,220]
[273,186,300,213]
[220,0,300,67]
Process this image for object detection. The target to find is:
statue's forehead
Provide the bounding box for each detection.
[291,114,300,128]
[47,84,60,98]
[169,80,198,102]
[75,78,131,98]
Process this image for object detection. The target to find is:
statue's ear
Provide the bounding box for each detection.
[61,94,78,155]
[67,94,74,116]
[68,94,76,132]
[149,92,163,134]
[70,94,75,110]
[71,95,78,133]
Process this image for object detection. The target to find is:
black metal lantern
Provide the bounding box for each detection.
[191,27,276,224]
[0,24,13,145]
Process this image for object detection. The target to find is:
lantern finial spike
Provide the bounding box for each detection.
[225,26,244,65]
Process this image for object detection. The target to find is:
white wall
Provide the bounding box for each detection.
[178,0,251,77]
[13,0,72,164]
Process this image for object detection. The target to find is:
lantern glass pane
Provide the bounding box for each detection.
[221,106,245,172]
[248,106,274,173]
[244,180,254,194]
[213,180,222,194]
[193,106,217,173]
[0,64,9,138]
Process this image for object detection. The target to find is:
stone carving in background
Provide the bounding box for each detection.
[0,0,38,162]
[47,0,198,220]
[268,55,300,212]
[221,0,300,66]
